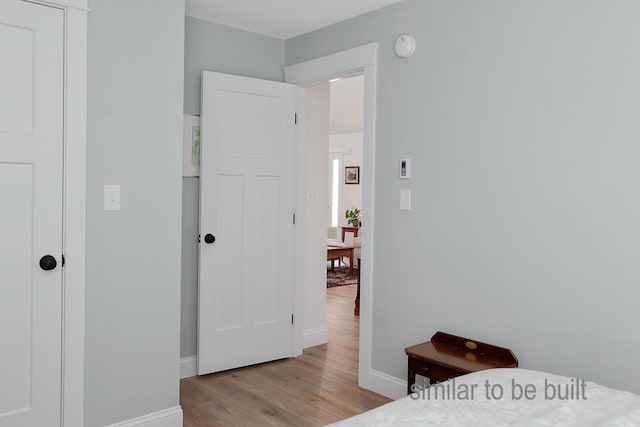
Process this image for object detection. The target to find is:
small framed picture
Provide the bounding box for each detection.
[183,114,201,177]
[345,166,360,184]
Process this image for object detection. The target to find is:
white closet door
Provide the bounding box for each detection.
[0,2,64,426]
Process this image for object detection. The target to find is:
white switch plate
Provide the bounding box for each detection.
[104,184,121,211]
[400,189,411,211]
[306,191,319,205]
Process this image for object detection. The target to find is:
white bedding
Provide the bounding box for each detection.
[329,369,640,426]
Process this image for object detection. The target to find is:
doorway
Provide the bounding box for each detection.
[328,75,364,232]
[190,44,379,389]
[325,74,365,378]
[286,43,378,389]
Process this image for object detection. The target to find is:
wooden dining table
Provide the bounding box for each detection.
[326,245,355,276]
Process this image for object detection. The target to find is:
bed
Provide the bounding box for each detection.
[329,368,640,426]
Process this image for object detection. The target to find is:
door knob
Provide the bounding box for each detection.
[204,234,216,244]
[39,255,57,271]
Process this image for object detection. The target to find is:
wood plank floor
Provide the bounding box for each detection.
[181,284,391,427]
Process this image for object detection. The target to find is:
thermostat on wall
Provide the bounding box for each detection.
[400,159,411,179]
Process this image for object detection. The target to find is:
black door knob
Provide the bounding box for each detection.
[204,234,216,244]
[39,255,57,271]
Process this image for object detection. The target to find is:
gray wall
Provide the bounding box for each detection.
[181,177,199,358]
[184,17,285,115]
[181,18,285,358]
[286,0,640,394]
[86,1,185,425]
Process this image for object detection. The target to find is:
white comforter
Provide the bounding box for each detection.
[329,369,640,426]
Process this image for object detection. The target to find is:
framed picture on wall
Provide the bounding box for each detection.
[345,166,360,184]
[183,114,201,177]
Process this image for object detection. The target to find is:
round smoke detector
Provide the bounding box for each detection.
[395,35,416,58]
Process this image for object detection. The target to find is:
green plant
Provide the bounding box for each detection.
[345,207,361,227]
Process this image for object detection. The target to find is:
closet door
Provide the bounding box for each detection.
[0,2,65,426]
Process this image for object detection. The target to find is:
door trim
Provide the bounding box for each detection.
[62,4,88,426]
[26,0,89,11]
[26,1,89,426]
[284,42,378,390]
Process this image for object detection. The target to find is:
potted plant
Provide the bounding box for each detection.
[345,208,361,227]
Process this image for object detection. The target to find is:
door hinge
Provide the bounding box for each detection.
[198,234,201,243]
[291,314,294,325]
[294,113,297,124]
[293,213,296,225]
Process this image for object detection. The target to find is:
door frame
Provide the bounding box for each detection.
[284,43,378,389]
[25,1,89,426]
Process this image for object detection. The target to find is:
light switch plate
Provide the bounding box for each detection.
[400,189,411,211]
[306,190,319,205]
[104,184,121,211]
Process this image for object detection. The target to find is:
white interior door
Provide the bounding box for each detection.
[198,71,297,374]
[0,2,64,426]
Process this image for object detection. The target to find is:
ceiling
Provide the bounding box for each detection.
[185,0,405,40]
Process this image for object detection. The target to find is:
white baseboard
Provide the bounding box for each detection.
[105,406,183,427]
[368,369,406,400]
[303,327,328,348]
[180,355,197,379]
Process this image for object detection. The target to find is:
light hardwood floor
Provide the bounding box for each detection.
[181,284,391,427]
